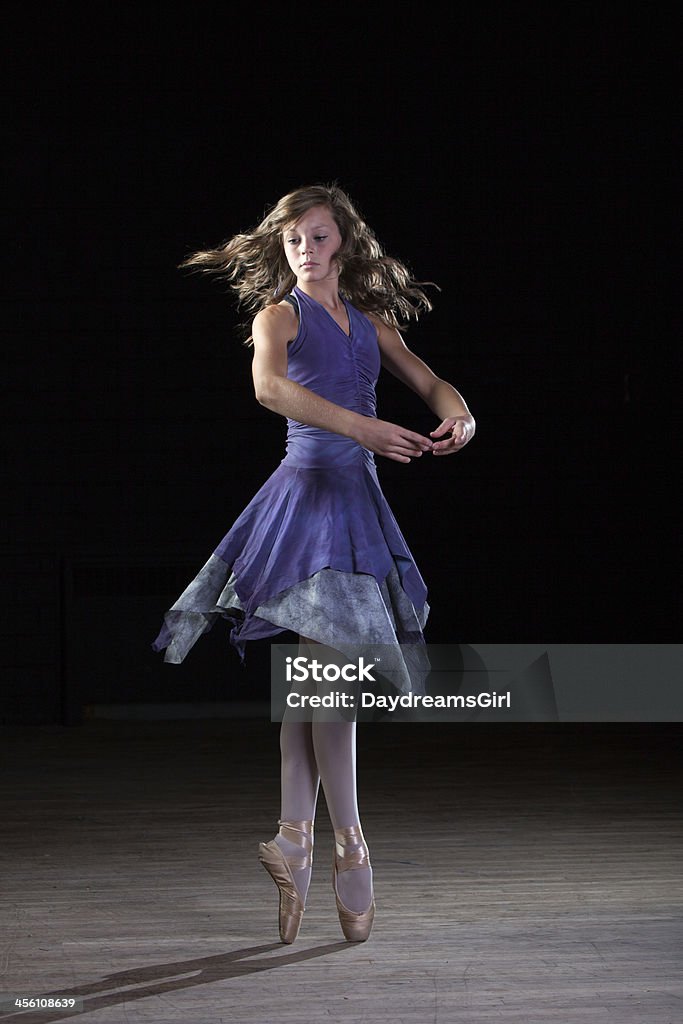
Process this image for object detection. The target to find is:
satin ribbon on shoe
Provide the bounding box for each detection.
[258,819,313,944]
[332,824,376,942]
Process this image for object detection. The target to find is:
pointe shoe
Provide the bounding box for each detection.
[332,824,375,942]
[258,819,313,944]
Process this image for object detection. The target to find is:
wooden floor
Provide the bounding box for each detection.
[1,718,681,1024]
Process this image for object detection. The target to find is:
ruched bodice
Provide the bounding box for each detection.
[283,287,380,469]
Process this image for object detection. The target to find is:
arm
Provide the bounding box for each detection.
[369,314,476,456]
[251,305,435,463]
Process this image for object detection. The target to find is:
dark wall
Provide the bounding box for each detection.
[4,12,674,723]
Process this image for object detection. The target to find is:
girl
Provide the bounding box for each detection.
[152,184,475,944]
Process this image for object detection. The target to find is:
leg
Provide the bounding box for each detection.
[301,637,374,924]
[279,717,319,821]
[312,716,374,918]
[258,639,320,943]
[274,633,321,902]
[275,708,319,902]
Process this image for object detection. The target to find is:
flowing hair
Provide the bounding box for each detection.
[179,183,437,345]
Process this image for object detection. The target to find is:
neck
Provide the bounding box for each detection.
[295,277,343,309]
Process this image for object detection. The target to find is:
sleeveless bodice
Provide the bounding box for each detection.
[282,286,381,468]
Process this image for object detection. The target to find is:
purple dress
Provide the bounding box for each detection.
[152,286,429,693]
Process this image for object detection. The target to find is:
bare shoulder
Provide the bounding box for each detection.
[364,311,404,350]
[252,301,299,346]
[363,310,395,341]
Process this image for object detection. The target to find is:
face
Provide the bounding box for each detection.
[282,205,343,284]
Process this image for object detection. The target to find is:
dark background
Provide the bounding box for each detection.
[3,9,676,724]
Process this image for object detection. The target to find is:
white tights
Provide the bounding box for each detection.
[273,638,374,914]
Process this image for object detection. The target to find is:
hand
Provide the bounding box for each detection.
[356,417,435,464]
[430,415,476,455]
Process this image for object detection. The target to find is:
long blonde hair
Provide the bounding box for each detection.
[180,184,436,344]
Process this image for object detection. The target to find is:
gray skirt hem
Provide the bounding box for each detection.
[159,555,430,695]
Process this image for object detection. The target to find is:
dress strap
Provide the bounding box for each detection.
[283,292,300,318]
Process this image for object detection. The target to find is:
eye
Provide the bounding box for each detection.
[314,235,328,242]
[286,237,299,245]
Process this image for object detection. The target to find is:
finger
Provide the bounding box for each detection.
[444,425,466,446]
[400,430,434,450]
[443,434,468,453]
[380,437,420,459]
[393,445,423,458]
[432,435,461,454]
[429,420,452,439]
[394,435,429,453]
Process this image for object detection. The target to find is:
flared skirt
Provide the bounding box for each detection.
[152,460,430,695]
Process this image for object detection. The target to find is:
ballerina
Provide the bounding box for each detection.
[152,183,475,942]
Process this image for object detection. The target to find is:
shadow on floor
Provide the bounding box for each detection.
[0,940,355,1024]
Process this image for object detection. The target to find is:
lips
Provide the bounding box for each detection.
[301,262,318,268]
